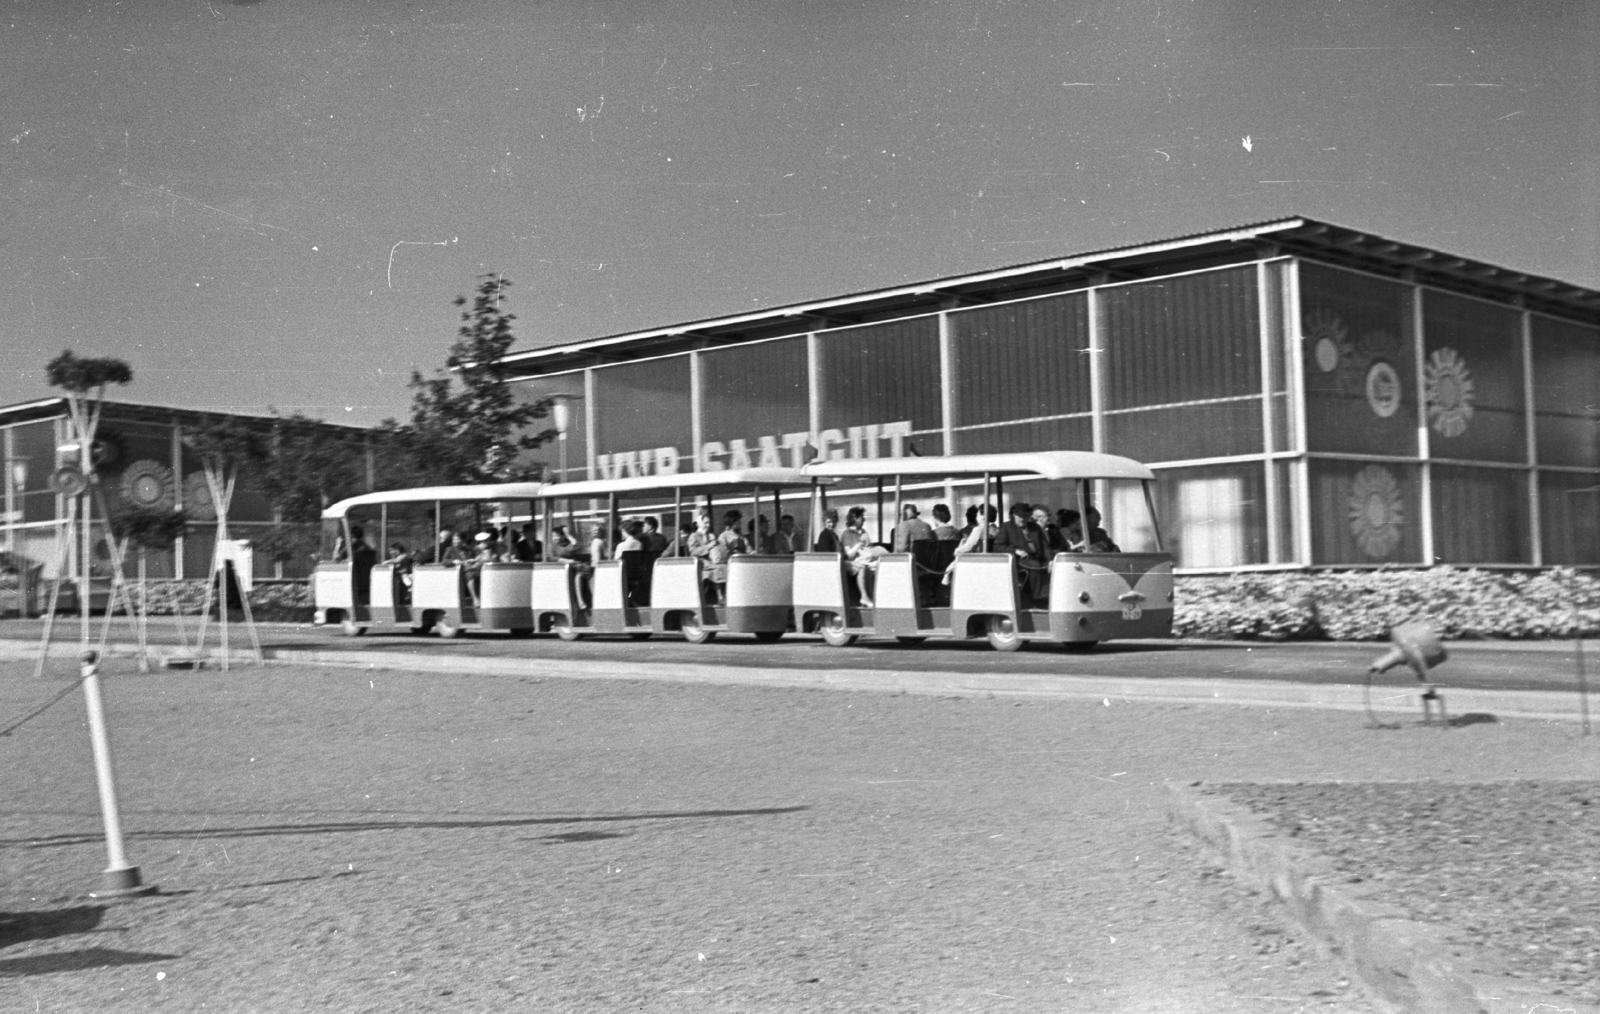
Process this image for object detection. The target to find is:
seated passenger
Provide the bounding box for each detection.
[945,505,998,585]
[641,516,670,554]
[685,512,717,601]
[775,514,803,555]
[1057,509,1082,552]
[891,503,935,552]
[616,520,644,554]
[709,511,749,605]
[842,506,885,607]
[930,504,958,541]
[992,503,1050,604]
[1032,506,1065,553]
[1084,507,1121,553]
[812,508,843,553]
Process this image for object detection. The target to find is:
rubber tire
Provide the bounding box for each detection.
[340,619,367,637]
[895,635,927,645]
[680,619,717,644]
[436,619,462,640]
[628,631,653,641]
[555,625,581,642]
[985,615,1023,652]
[819,614,857,647]
[753,630,784,643]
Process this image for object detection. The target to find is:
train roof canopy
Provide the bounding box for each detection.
[322,482,548,519]
[538,467,818,500]
[802,451,1154,482]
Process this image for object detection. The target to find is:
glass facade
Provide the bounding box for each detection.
[511,258,1599,572]
[1531,316,1600,469]
[1299,263,1418,457]
[1103,267,1263,463]
[1422,292,1525,464]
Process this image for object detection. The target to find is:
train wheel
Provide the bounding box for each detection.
[555,624,581,642]
[753,630,784,643]
[628,631,653,641]
[819,614,857,647]
[680,619,717,644]
[340,619,367,637]
[985,615,1023,652]
[436,619,462,640]
[895,635,927,645]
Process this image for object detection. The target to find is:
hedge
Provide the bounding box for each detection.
[1174,567,1600,641]
[122,579,314,623]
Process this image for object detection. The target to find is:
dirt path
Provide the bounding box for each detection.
[1,657,1592,1011]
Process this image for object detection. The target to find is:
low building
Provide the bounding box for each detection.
[493,216,1600,571]
[0,398,370,614]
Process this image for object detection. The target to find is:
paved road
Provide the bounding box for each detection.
[8,617,1594,695]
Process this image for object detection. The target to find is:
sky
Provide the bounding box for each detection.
[2,0,1595,426]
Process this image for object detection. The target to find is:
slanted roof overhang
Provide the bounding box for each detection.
[495,217,1600,378]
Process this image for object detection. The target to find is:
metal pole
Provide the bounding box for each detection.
[982,472,992,552]
[876,481,884,545]
[1579,636,1591,736]
[672,488,682,557]
[81,651,151,897]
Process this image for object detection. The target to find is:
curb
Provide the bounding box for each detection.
[4,640,1590,723]
[1165,781,1599,1014]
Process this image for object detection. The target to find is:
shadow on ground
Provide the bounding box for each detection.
[7,804,810,848]
[0,947,179,977]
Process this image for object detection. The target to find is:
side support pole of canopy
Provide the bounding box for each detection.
[982,472,992,552]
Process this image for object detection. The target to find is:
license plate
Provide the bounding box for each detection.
[1121,606,1143,621]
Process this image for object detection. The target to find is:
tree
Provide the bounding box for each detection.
[387,275,554,486]
[253,413,371,568]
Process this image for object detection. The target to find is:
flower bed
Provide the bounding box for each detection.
[1174,567,1600,641]
[125,578,313,622]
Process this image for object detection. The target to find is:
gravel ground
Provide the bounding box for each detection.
[1216,779,1600,1004]
[0,655,1593,1012]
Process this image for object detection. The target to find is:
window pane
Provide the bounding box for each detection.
[1540,470,1600,565]
[954,416,1092,456]
[1531,316,1600,468]
[700,337,810,469]
[1422,291,1525,463]
[949,292,1089,439]
[1105,399,1262,464]
[1431,464,1530,563]
[594,357,693,459]
[12,420,59,525]
[818,318,943,456]
[593,356,694,477]
[1309,459,1422,565]
[1104,266,1260,408]
[1150,462,1267,568]
[1299,263,1418,457]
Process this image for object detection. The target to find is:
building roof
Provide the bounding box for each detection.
[497,216,1600,378]
[0,396,369,432]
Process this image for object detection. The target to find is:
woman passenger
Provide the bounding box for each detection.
[842,506,884,607]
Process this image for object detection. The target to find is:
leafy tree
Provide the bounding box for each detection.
[45,350,134,467]
[387,275,554,486]
[253,413,372,567]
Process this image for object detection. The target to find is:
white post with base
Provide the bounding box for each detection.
[80,650,154,899]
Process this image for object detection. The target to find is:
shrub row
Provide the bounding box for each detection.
[1174,567,1600,641]
[123,579,314,623]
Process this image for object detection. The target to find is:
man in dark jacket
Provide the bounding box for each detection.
[991,503,1050,605]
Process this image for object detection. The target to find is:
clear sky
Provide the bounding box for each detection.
[3,0,1595,426]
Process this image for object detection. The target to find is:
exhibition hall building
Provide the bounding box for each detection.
[495,217,1600,572]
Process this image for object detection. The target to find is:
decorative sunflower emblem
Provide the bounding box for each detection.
[1424,347,1475,438]
[1349,465,1405,559]
[1303,309,1353,375]
[119,460,175,510]
[183,471,217,521]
